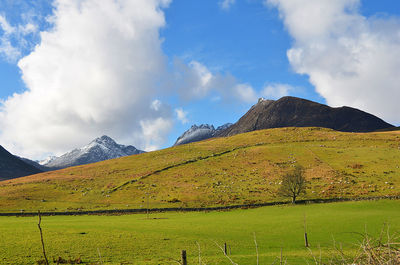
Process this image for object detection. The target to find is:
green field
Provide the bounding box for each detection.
[1,128,400,213]
[1,200,399,264]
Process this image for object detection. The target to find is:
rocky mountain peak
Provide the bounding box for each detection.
[40,135,144,170]
[217,96,394,137]
[174,123,232,146]
[94,135,116,144]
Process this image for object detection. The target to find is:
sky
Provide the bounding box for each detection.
[0,0,399,159]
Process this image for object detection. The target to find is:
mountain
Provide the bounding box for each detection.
[218,96,394,137]
[17,156,50,172]
[41,135,144,169]
[0,145,42,180]
[174,123,232,146]
[39,156,57,166]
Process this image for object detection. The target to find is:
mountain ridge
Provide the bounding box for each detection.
[218,96,394,137]
[41,135,144,169]
[173,123,232,146]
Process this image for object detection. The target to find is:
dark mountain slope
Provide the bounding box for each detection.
[17,157,50,172]
[0,146,42,180]
[218,97,394,137]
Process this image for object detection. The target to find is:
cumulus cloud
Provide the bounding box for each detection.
[173,59,258,104]
[261,83,294,99]
[267,0,400,124]
[219,0,236,10]
[0,0,173,157]
[175,108,189,124]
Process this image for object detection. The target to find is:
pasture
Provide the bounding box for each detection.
[1,200,399,264]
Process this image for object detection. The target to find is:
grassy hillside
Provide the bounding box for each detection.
[0,127,399,212]
[0,200,399,264]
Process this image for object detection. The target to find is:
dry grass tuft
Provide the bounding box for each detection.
[307,225,400,265]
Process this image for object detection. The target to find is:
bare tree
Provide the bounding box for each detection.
[278,166,306,204]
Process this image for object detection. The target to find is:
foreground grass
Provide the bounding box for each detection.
[0,200,399,264]
[1,127,400,212]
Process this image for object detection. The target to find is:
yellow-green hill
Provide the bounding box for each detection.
[1,127,399,213]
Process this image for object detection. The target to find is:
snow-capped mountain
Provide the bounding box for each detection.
[41,135,144,169]
[39,156,57,166]
[174,123,232,146]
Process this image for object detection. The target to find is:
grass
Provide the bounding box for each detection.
[0,127,400,212]
[0,200,400,264]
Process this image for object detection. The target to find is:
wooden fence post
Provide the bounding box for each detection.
[304,232,309,248]
[38,210,49,265]
[182,250,187,265]
[304,213,309,247]
[146,192,149,219]
[224,242,227,255]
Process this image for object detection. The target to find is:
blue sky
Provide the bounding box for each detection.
[161,0,326,146]
[0,0,399,159]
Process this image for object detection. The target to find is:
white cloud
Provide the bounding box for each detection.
[219,0,236,10]
[0,15,15,34]
[267,0,400,124]
[0,0,173,158]
[0,13,40,62]
[18,23,37,35]
[151,99,162,111]
[175,108,189,124]
[0,38,20,61]
[140,117,173,151]
[0,15,21,61]
[173,59,213,100]
[261,83,294,99]
[233,84,258,103]
[173,59,258,104]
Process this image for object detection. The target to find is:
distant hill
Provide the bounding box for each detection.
[17,157,50,172]
[40,135,144,169]
[1,127,400,212]
[218,97,394,137]
[174,123,232,146]
[0,146,42,180]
